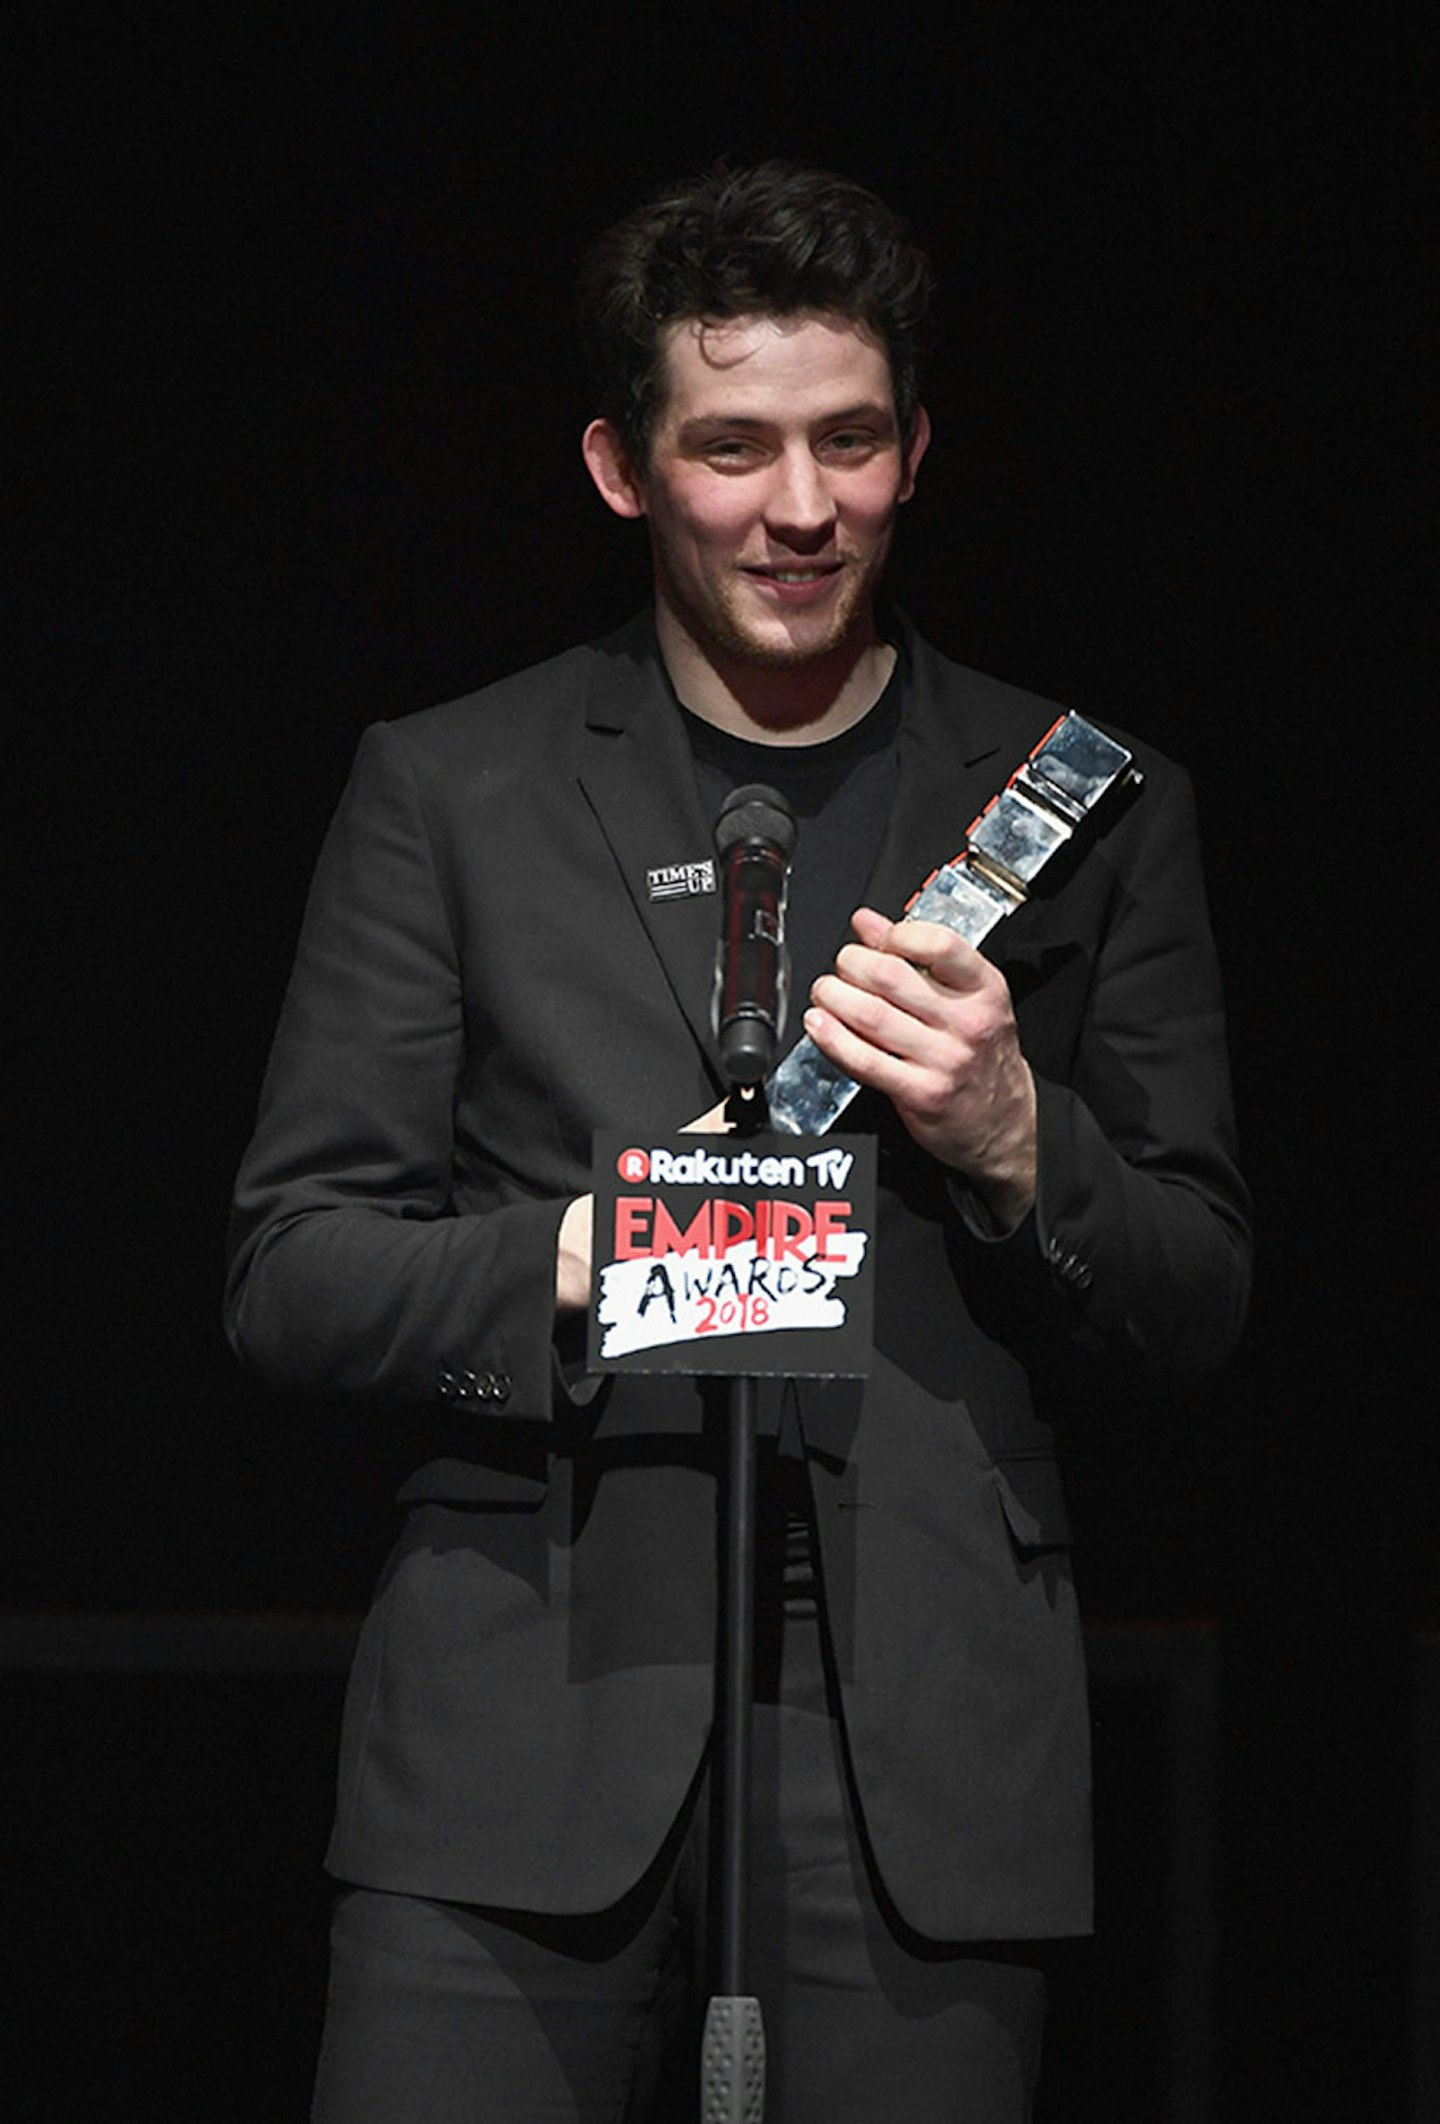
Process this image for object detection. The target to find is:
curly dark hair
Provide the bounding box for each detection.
[577,160,934,465]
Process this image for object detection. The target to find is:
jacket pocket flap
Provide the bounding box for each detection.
[396,1455,547,1510]
[991,1453,1072,1551]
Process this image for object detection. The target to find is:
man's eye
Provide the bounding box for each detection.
[705,438,758,463]
[822,431,874,458]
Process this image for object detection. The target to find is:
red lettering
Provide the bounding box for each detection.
[769,1200,814,1262]
[613,1196,653,1260]
[652,1199,713,1258]
[713,1199,754,1256]
[617,1192,850,1267]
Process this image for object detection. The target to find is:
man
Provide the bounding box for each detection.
[228,162,1251,2121]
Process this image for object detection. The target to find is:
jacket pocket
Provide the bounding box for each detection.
[990,1451,1072,1553]
[395,1453,547,1510]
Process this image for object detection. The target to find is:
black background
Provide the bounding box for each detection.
[13,6,1431,2116]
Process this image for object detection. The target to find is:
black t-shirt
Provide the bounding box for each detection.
[678,668,903,1495]
[679,668,901,1027]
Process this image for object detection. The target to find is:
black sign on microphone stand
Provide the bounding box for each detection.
[588,1129,875,1376]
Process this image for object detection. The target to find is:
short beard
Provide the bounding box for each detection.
[675,556,880,674]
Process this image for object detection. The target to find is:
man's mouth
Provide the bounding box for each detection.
[739,561,847,610]
[746,563,841,582]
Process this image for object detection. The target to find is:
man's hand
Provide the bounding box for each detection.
[555,1195,596,1315]
[553,1100,735,1315]
[804,906,1037,1231]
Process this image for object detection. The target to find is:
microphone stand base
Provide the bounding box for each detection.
[701,1994,766,2123]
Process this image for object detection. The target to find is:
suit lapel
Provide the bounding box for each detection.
[869,624,1086,976]
[576,618,723,1078]
[573,613,1072,1081]
[859,618,1016,922]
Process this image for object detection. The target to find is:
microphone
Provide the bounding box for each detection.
[712,783,797,1088]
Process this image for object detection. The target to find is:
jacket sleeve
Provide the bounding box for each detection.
[225,720,571,1414]
[955,757,1252,1386]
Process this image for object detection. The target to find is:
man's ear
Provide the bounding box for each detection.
[582,419,646,520]
[898,404,932,503]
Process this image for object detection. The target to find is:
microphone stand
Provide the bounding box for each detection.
[700,1078,768,2124]
[702,781,792,2122]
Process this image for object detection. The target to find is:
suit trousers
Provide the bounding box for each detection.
[311,1486,1048,2123]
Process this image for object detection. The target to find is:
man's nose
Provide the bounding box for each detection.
[765,449,836,540]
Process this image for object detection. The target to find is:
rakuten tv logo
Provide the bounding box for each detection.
[613,1144,824,1189]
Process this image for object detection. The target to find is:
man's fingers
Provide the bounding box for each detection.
[681,1099,733,1133]
[811,966,939,1060]
[820,924,995,1046]
[802,998,925,1105]
[848,904,896,951]
[809,910,1035,1225]
[826,945,948,1030]
[555,1194,595,1314]
[848,907,991,993]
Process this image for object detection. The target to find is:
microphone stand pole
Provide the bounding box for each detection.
[701,1078,768,2123]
